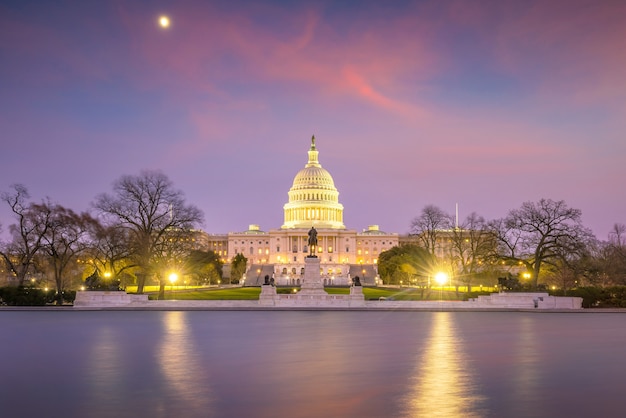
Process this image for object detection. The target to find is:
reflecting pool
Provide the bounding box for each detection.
[1,311,625,417]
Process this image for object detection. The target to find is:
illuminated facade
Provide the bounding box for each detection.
[208,136,399,286]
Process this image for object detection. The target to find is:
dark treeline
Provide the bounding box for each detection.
[1,173,625,305]
[378,200,626,296]
[0,171,229,304]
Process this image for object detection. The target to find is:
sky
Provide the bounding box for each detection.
[1,0,625,239]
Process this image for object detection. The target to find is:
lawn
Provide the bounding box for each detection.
[148,287,261,300]
[139,286,476,301]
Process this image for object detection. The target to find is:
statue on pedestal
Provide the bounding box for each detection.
[307,226,318,257]
[352,276,362,286]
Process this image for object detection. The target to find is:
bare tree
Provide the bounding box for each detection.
[410,205,453,256]
[491,199,594,288]
[609,223,625,246]
[93,171,204,293]
[594,224,626,286]
[0,185,52,286]
[449,212,495,292]
[41,205,97,303]
[87,222,134,287]
[151,227,199,299]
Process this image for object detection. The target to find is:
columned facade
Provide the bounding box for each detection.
[215,136,399,286]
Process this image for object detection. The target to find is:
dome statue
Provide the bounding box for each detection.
[282,136,345,229]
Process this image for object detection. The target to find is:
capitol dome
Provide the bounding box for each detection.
[282,136,345,229]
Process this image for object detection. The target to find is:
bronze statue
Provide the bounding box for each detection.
[307,226,318,257]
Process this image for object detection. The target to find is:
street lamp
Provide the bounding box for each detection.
[435,272,448,287]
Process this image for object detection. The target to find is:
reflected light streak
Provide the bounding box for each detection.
[158,312,214,414]
[88,326,122,404]
[512,316,541,403]
[405,312,486,417]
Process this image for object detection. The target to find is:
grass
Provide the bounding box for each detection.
[135,286,478,301]
[125,285,206,293]
[148,287,261,300]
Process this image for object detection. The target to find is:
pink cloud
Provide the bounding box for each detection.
[489,0,626,108]
[114,3,442,116]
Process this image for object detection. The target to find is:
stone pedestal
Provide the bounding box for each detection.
[259,285,277,306]
[298,256,328,296]
[349,285,366,306]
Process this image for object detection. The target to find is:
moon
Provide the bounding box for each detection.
[159,15,170,28]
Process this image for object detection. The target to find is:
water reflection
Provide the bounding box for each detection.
[87,325,123,404]
[158,312,214,416]
[512,316,540,406]
[404,312,486,417]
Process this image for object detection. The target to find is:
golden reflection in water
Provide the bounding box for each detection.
[512,316,540,403]
[404,312,486,417]
[158,312,214,414]
[88,326,122,403]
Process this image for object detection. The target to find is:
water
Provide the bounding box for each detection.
[1,310,625,417]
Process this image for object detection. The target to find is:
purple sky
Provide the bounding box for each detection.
[1,0,625,239]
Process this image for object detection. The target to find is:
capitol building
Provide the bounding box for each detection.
[205,136,399,286]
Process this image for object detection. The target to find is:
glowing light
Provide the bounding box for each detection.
[103,272,111,278]
[435,272,448,286]
[168,273,178,284]
[159,16,170,28]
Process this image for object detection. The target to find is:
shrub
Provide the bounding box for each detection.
[0,286,48,306]
[565,286,626,308]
